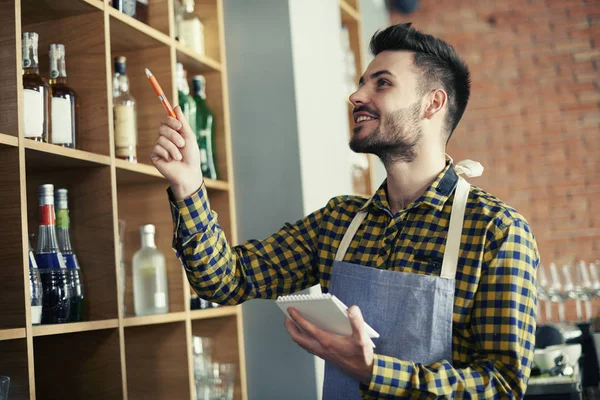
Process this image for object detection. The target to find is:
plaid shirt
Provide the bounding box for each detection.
[169,162,539,399]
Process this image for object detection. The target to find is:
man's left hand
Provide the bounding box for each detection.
[284,305,374,384]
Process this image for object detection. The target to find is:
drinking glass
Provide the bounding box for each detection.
[0,376,9,400]
[548,263,568,323]
[537,264,552,324]
[211,362,236,400]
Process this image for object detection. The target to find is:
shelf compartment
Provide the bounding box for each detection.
[191,0,223,63]
[26,164,118,322]
[0,1,18,137]
[108,6,171,52]
[123,311,186,327]
[172,65,229,183]
[107,0,171,37]
[190,306,238,321]
[0,338,30,400]
[191,316,243,400]
[34,329,123,400]
[32,319,119,337]
[175,44,221,73]
[0,328,26,341]
[116,181,186,317]
[24,140,111,170]
[20,0,103,25]
[124,321,190,399]
[22,10,111,156]
[0,147,26,330]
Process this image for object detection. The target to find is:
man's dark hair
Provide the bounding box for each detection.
[369,23,471,142]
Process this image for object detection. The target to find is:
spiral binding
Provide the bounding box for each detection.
[276,293,332,303]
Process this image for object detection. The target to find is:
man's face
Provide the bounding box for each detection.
[349,51,425,164]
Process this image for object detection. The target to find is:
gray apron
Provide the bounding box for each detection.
[322,168,475,400]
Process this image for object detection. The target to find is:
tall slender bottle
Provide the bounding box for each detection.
[35,184,71,324]
[49,44,78,148]
[191,75,218,180]
[113,56,138,162]
[176,63,197,139]
[55,189,85,322]
[132,224,169,316]
[22,32,49,142]
[28,237,43,326]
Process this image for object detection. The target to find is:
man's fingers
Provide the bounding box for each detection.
[174,105,195,140]
[158,125,185,148]
[157,136,182,161]
[348,306,368,344]
[285,317,321,354]
[160,115,182,132]
[150,143,171,162]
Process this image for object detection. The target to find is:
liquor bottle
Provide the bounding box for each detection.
[180,0,205,54]
[113,56,138,162]
[22,32,49,142]
[132,224,169,316]
[55,188,85,322]
[28,237,43,326]
[191,75,218,180]
[176,63,197,140]
[35,184,71,324]
[48,44,78,148]
[112,0,136,17]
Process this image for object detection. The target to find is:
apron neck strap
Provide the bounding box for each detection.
[440,176,470,279]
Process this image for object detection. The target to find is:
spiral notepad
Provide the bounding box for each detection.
[276,293,379,347]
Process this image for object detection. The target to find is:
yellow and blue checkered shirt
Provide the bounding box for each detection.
[169,162,539,399]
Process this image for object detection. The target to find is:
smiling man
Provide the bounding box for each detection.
[151,23,539,399]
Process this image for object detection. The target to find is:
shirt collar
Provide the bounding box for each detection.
[365,161,459,214]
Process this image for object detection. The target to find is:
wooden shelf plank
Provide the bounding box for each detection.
[340,0,361,24]
[24,140,111,170]
[123,312,187,328]
[33,319,119,337]
[175,43,222,73]
[0,133,18,147]
[190,306,238,321]
[108,6,172,52]
[21,0,103,25]
[115,159,230,191]
[0,328,26,341]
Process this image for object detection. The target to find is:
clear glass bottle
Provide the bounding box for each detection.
[132,224,169,316]
[176,63,197,139]
[55,188,85,322]
[112,0,136,17]
[28,237,43,326]
[191,75,218,180]
[49,44,78,148]
[113,56,138,162]
[180,0,205,54]
[35,184,71,324]
[22,32,49,142]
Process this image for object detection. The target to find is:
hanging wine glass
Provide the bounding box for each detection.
[547,263,569,323]
[573,261,593,321]
[537,264,552,324]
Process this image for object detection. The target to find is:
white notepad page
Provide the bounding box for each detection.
[276,293,379,347]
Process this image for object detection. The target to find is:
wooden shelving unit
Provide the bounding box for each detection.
[0,0,246,398]
[339,0,376,196]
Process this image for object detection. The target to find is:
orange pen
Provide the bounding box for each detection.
[145,68,177,118]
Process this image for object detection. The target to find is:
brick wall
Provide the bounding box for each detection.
[390,0,600,322]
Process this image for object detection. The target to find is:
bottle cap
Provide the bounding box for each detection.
[140,224,155,235]
[22,32,39,43]
[114,56,127,74]
[38,184,54,207]
[55,188,69,210]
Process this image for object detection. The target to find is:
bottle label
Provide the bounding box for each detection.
[49,56,59,79]
[36,252,67,269]
[63,253,79,270]
[23,89,44,138]
[154,292,166,308]
[39,205,55,226]
[22,37,32,68]
[51,97,74,145]
[31,305,42,325]
[56,209,70,228]
[114,104,137,157]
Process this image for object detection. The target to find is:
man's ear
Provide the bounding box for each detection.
[423,89,447,120]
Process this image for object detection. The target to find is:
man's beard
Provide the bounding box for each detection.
[349,100,423,167]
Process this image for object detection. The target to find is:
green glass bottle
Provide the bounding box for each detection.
[191,75,218,180]
[176,63,197,142]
